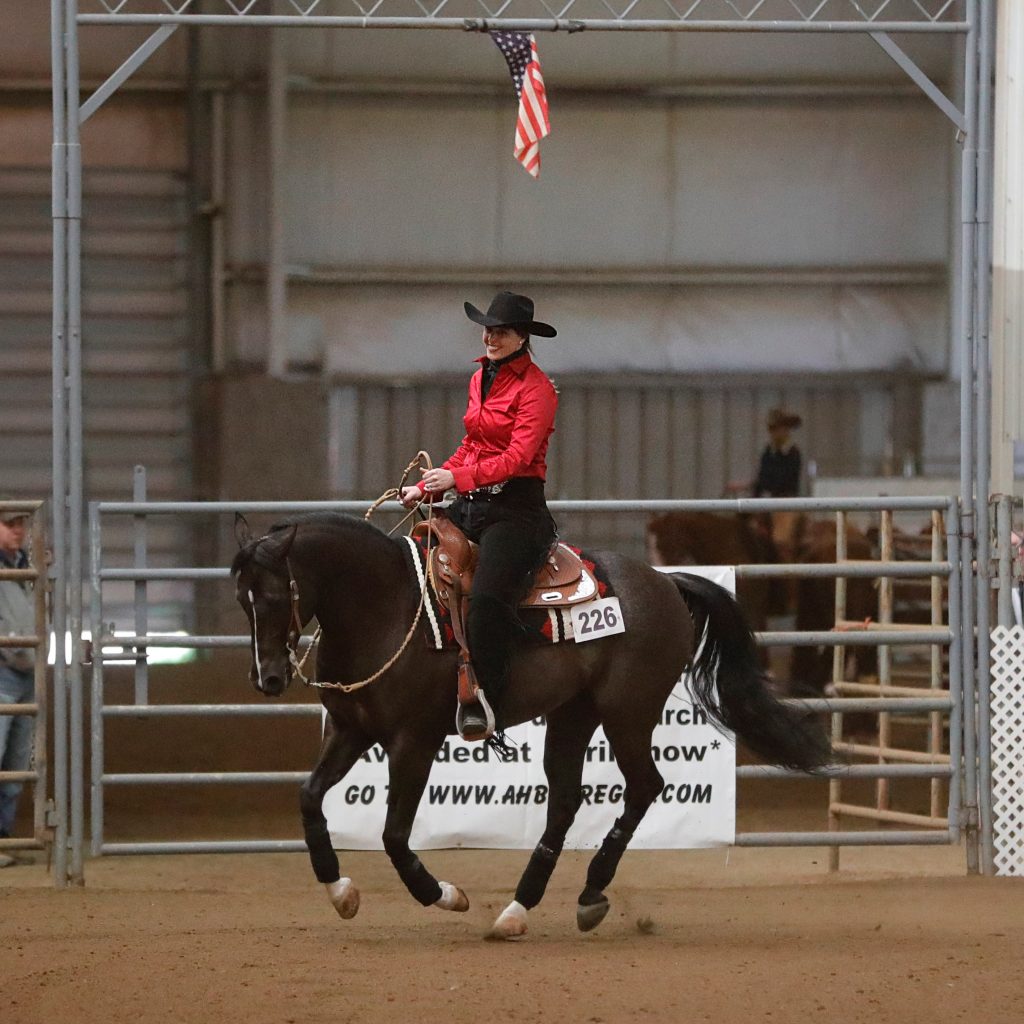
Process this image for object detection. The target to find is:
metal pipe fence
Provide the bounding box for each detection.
[0,502,51,858]
[47,0,995,887]
[85,490,964,867]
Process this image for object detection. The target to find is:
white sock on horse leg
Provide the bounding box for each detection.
[490,900,528,939]
[435,880,469,912]
[325,877,360,919]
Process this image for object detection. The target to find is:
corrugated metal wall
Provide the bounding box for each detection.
[251,92,951,378]
[329,373,913,557]
[0,165,194,630]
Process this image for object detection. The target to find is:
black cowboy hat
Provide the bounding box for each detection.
[464,291,557,338]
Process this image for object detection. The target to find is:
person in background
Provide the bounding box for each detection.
[754,408,803,498]
[0,509,36,867]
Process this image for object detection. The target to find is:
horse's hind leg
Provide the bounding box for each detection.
[576,714,664,933]
[300,717,373,920]
[383,732,469,913]
[491,695,599,940]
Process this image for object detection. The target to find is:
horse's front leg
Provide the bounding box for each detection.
[300,716,373,920]
[383,732,469,913]
[491,695,599,940]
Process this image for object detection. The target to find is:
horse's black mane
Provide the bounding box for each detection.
[268,511,384,535]
[230,511,394,575]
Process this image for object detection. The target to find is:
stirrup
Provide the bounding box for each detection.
[456,690,496,742]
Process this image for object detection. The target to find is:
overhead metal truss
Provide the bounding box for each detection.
[82,0,964,32]
[51,0,996,889]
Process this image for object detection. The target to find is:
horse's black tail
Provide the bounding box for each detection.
[671,572,832,773]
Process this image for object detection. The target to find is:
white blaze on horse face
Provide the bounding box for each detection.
[248,589,264,691]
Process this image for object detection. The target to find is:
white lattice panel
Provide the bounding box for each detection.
[992,626,1024,876]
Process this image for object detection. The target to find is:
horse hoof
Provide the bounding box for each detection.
[435,881,470,913]
[576,896,610,933]
[488,900,528,941]
[326,877,360,920]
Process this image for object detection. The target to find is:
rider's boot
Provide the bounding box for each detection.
[456,686,496,742]
[458,592,513,745]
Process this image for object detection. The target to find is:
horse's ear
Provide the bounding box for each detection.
[277,523,299,558]
[234,513,253,549]
[265,522,298,562]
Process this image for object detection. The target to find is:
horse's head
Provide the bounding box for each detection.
[646,513,699,567]
[231,515,301,697]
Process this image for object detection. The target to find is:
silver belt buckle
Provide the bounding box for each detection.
[465,481,506,500]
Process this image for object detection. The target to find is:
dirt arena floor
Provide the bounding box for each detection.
[4,656,1023,1024]
[4,846,1024,1024]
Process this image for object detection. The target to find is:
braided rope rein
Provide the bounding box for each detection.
[289,451,435,694]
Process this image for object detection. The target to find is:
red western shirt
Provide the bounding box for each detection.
[420,351,558,494]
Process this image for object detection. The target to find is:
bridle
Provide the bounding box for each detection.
[245,451,436,695]
[245,560,303,692]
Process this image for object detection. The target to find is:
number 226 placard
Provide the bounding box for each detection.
[570,596,626,643]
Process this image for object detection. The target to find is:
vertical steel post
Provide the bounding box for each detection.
[828,510,847,872]
[959,0,981,874]
[133,467,149,705]
[877,510,894,812]
[930,510,943,820]
[50,0,69,891]
[66,0,85,886]
[31,513,50,849]
[88,503,104,857]
[946,497,965,844]
[996,495,1014,628]
[974,0,997,877]
[267,28,288,377]
[210,91,227,374]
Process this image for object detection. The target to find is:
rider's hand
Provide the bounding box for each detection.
[400,486,423,509]
[420,468,456,494]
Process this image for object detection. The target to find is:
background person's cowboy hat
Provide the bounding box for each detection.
[464,291,557,338]
[767,409,802,430]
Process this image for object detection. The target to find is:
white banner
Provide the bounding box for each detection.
[325,566,736,851]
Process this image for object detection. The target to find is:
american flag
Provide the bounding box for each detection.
[490,31,550,178]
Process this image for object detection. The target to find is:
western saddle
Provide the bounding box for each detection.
[411,514,599,731]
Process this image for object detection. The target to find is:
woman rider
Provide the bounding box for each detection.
[401,291,558,743]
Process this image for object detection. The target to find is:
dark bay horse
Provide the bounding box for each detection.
[231,512,830,939]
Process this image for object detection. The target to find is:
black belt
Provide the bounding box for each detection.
[463,482,506,501]
[460,477,547,504]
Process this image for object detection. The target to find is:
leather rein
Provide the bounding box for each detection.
[262,451,435,695]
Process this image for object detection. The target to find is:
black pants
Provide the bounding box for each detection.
[447,479,556,716]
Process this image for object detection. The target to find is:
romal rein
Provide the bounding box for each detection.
[258,451,435,694]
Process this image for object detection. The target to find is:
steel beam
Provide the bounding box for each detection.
[869,32,966,131]
[975,0,997,877]
[96,495,955,514]
[735,831,954,847]
[79,15,969,33]
[79,24,178,123]
[50,0,70,892]
[958,0,980,875]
